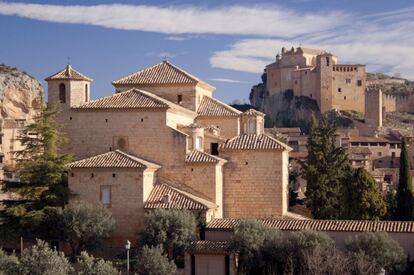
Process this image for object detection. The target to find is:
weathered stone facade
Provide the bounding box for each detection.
[45,61,292,249]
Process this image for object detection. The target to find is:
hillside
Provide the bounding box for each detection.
[366,72,414,95]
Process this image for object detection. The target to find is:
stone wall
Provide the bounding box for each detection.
[219,149,288,218]
[196,116,240,139]
[69,167,148,243]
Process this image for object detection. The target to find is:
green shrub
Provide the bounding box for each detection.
[135,245,176,275]
[345,232,405,273]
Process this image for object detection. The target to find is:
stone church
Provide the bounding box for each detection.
[45,61,292,247]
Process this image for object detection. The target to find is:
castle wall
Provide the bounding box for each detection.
[220,149,288,218]
[195,116,240,139]
[382,93,414,113]
[293,69,318,98]
[364,89,383,128]
[69,167,147,243]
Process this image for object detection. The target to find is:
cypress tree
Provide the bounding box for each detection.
[395,139,413,220]
[302,113,349,219]
[0,101,71,238]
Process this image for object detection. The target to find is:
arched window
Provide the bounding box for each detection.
[85,84,88,102]
[59,83,66,103]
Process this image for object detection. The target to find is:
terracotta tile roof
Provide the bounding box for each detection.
[69,150,161,169]
[144,183,217,210]
[187,241,232,254]
[112,61,214,89]
[185,150,227,163]
[206,218,414,233]
[242,109,265,116]
[197,96,241,117]
[45,65,92,81]
[219,134,290,151]
[73,89,168,109]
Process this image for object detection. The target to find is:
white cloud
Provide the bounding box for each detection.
[209,78,252,84]
[210,7,414,80]
[0,2,347,37]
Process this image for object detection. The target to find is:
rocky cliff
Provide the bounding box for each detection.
[249,74,320,132]
[0,64,43,121]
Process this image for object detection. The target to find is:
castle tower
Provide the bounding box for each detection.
[45,65,92,109]
[365,88,383,128]
[316,53,334,113]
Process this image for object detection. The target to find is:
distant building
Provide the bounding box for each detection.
[266,47,366,114]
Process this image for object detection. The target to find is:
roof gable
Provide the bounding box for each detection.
[45,65,92,81]
[197,96,241,117]
[185,150,227,163]
[112,61,214,90]
[144,183,217,210]
[219,134,290,151]
[69,150,161,169]
[73,89,169,110]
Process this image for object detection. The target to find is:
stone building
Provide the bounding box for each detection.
[266,47,366,113]
[45,61,292,249]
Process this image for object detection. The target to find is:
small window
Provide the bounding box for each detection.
[357,80,362,86]
[69,117,72,120]
[378,152,382,157]
[211,143,219,156]
[310,94,312,98]
[0,155,3,164]
[117,138,127,149]
[326,57,330,66]
[71,173,74,177]
[177,95,183,104]
[100,185,111,207]
[195,136,202,149]
[91,173,94,178]
[105,119,108,123]
[338,88,342,92]
[245,162,248,165]
[141,118,144,122]
[0,135,2,145]
[112,173,116,178]
[344,96,346,100]
[59,83,66,103]
[392,152,396,158]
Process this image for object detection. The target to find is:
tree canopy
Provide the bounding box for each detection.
[140,209,197,260]
[135,245,177,275]
[60,203,115,257]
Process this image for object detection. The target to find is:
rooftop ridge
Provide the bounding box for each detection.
[112,61,214,90]
[206,218,414,233]
[69,150,160,169]
[197,96,242,117]
[45,64,92,81]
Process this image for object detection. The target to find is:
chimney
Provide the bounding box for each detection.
[162,193,171,204]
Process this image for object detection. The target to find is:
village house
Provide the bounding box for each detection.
[45,61,292,249]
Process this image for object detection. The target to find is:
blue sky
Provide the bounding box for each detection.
[1,0,414,103]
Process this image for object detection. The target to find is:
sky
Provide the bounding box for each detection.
[1,0,414,103]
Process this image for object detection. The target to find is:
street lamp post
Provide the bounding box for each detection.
[125,240,131,275]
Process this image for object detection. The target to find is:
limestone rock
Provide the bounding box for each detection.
[0,64,43,121]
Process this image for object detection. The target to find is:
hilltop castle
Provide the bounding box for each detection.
[266,46,366,113]
[45,61,293,247]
